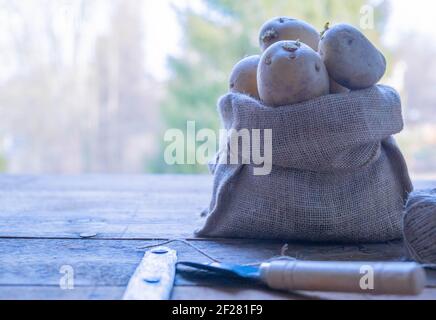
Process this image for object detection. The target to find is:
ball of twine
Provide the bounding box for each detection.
[403,189,436,265]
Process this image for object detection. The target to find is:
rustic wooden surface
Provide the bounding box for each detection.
[0,174,435,300]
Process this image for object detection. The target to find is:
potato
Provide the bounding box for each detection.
[258,40,329,107]
[329,77,350,94]
[259,17,320,52]
[319,23,386,90]
[229,55,260,99]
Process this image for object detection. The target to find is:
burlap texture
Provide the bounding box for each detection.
[197,85,413,242]
[404,189,436,264]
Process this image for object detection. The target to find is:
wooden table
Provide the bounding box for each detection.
[1,175,435,300]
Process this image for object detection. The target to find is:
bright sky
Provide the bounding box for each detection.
[0,0,435,82]
[148,0,436,79]
[143,0,207,79]
[383,0,436,46]
[143,0,192,80]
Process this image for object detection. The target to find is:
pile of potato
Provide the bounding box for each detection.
[229,17,387,107]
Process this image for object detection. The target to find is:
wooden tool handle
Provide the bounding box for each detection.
[260,260,426,296]
[123,247,177,300]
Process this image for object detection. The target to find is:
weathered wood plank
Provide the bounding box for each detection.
[0,286,121,300]
[2,285,435,300]
[1,175,435,300]
[0,205,205,240]
[0,175,211,239]
[0,240,429,282]
[0,174,431,192]
[0,175,212,192]
[172,287,436,300]
[1,238,435,300]
[0,239,409,286]
[0,286,309,300]
[0,175,434,240]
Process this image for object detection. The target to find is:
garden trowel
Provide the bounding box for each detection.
[178,259,426,296]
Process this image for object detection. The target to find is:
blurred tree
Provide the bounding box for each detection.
[90,0,161,173]
[152,0,390,173]
[0,0,161,174]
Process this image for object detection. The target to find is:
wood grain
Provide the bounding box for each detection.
[0,174,435,300]
[2,285,435,300]
[1,237,435,300]
[0,175,432,240]
[0,175,211,239]
[0,238,412,286]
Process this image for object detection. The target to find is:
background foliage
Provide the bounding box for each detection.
[2,0,436,178]
[151,0,389,173]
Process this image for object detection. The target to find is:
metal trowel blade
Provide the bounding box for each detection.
[177,261,261,281]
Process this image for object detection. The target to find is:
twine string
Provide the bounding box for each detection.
[138,239,294,266]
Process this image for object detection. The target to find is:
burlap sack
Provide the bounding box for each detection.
[197,85,413,243]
